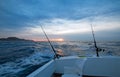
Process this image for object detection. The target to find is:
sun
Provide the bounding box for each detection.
[51,38,64,42]
[56,38,64,42]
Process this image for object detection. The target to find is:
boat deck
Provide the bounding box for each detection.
[27,56,120,77]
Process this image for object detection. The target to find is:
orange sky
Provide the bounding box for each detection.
[33,38,64,42]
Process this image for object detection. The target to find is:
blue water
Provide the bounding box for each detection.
[0,41,120,77]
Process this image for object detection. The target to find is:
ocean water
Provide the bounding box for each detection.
[0,40,120,77]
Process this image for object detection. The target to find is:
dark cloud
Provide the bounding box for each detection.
[0,0,120,26]
[0,0,120,40]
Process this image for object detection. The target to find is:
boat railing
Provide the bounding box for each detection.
[27,60,55,77]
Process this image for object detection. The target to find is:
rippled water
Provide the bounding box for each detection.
[0,40,120,77]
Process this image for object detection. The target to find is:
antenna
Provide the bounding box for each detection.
[40,25,59,59]
[91,24,99,57]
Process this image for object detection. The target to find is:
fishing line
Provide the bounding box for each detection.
[40,25,59,59]
[91,24,99,57]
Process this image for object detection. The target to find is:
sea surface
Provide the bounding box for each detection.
[0,40,120,77]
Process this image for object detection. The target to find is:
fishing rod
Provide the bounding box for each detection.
[91,24,99,57]
[40,25,59,59]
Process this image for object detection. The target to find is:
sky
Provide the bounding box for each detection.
[0,0,120,41]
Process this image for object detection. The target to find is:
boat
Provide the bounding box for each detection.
[27,56,120,77]
[27,25,120,77]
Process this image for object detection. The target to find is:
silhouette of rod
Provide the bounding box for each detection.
[91,24,99,57]
[40,25,58,59]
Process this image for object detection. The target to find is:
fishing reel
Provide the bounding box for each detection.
[97,47,105,52]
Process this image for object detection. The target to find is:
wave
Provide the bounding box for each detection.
[0,41,120,77]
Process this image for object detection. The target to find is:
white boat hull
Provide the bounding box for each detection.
[27,56,120,77]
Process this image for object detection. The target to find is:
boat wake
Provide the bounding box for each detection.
[0,41,120,77]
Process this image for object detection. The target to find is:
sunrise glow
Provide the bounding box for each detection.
[51,38,64,42]
[33,38,64,42]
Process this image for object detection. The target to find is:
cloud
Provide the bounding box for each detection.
[1,0,120,27]
[24,13,120,35]
[0,0,120,40]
